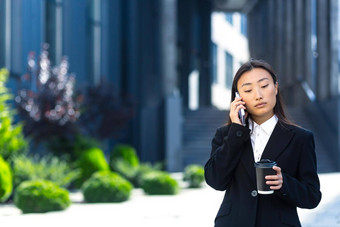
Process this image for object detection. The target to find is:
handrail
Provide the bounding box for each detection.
[300,80,316,102]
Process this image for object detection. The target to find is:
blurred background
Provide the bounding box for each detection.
[0,0,339,175]
[0,1,340,225]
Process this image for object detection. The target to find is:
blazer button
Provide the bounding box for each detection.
[251,190,258,197]
[236,130,243,137]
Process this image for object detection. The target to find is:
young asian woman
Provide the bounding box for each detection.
[204,59,322,227]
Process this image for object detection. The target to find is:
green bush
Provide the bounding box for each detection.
[0,156,12,202]
[73,135,101,158]
[109,144,140,186]
[76,148,110,187]
[14,180,71,213]
[11,154,80,189]
[0,68,27,161]
[82,171,133,203]
[111,161,163,188]
[140,171,179,195]
[110,144,139,169]
[111,159,139,186]
[183,164,205,188]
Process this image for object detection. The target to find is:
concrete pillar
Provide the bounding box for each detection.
[329,0,339,97]
[160,0,183,172]
[198,0,212,107]
[303,0,313,93]
[161,0,178,96]
[329,0,340,170]
[316,0,330,101]
[177,0,194,108]
[294,0,304,81]
[292,0,308,105]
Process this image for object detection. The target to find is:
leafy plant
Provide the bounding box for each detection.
[110,144,139,168]
[82,171,133,203]
[0,156,12,202]
[183,164,205,188]
[109,144,140,185]
[112,161,162,188]
[15,45,80,155]
[140,171,179,195]
[0,68,27,161]
[47,134,101,162]
[75,147,110,187]
[11,154,80,189]
[14,180,71,213]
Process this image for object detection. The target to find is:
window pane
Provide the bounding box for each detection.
[240,14,247,37]
[225,52,233,89]
[225,13,233,25]
[211,42,217,84]
[45,0,63,64]
[0,0,5,67]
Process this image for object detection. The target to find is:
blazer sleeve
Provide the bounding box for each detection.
[204,123,251,191]
[276,131,322,209]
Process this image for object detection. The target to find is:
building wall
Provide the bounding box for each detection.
[211,12,249,110]
[0,0,172,164]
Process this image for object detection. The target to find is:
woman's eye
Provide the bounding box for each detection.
[261,84,269,88]
[244,90,251,93]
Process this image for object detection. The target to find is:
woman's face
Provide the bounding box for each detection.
[236,68,278,124]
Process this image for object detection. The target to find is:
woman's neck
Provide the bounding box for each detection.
[251,112,275,125]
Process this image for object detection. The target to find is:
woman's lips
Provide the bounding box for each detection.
[255,102,266,108]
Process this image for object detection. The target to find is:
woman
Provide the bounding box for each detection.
[204,59,321,227]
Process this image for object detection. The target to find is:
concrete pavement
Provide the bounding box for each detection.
[0,172,339,227]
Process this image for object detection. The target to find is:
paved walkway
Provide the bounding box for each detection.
[0,172,339,227]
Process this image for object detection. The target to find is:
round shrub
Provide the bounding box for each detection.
[110,144,139,169]
[82,171,133,203]
[140,171,179,195]
[183,164,205,188]
[0,156,12,202]
[14,180,70,213]
[76,148,110,187]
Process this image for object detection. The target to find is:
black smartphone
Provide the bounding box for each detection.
[235,92,246,126]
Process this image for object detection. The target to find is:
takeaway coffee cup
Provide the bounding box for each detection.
[254,159,277,195]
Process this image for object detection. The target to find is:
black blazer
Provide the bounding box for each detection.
[204,123,322,227]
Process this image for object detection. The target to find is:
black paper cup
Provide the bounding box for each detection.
[254,159,277,194]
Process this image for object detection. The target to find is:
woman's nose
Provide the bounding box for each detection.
[255,88,263,100]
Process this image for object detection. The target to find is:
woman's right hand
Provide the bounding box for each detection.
[229,97,247,125]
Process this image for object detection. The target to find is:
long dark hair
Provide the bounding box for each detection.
[227,59,295,127]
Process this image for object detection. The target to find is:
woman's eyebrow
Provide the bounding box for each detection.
[241,77,269,87]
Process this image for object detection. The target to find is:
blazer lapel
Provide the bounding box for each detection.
[261,123,294,161]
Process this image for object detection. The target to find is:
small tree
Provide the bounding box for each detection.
[15,44,80,156]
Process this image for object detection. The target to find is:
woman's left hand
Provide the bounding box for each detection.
[265,166,283,190]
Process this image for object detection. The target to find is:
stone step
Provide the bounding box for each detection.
[181,107,336,173]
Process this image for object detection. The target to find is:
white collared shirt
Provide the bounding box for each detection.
[249,115,278,162]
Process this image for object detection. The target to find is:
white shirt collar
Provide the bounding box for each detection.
[249,115,278,135]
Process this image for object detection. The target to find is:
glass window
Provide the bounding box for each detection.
[240,14,247,37]
[0,0,11,69]
[225,13,233,25]
[211,42,217,84]
[0,0,5,67]
[225,52,233,89]
[311,0,317,91]
[45,0,63,64]
[86,0,102,85]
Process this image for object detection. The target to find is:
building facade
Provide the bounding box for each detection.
[0,0,339,170]
[211,11,249,110]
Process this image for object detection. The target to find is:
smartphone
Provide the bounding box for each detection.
[235,92,246,126]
